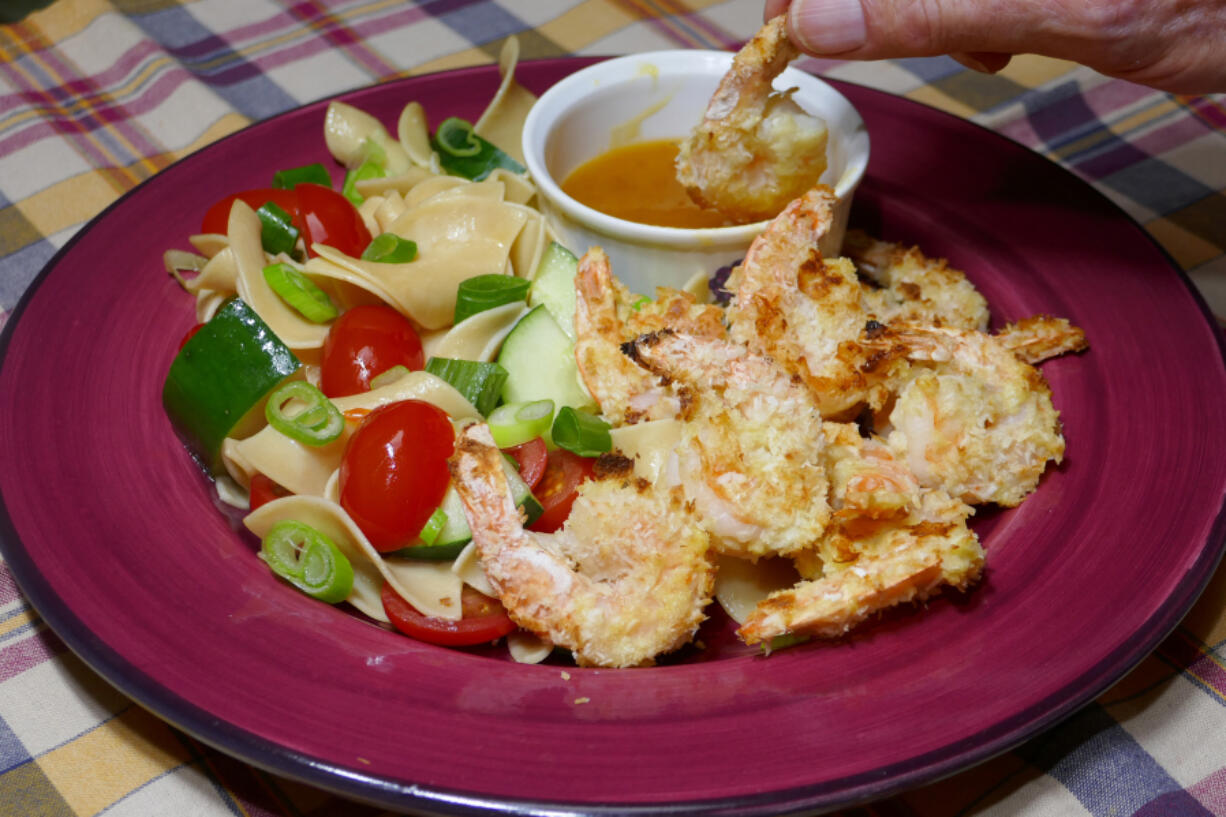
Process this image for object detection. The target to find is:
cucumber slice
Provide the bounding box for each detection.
[162,298,300,472]
[528,242,579,341]
[397,456,542,561]
[497,304,592,412]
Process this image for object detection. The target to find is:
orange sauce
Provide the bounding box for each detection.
[560,139,733,229]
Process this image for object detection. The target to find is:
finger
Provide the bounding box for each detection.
[784,0,1114,59]
[951,51,1013,74]
[764,0,790,20]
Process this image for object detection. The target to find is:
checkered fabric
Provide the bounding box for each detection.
[0,1,1223,815]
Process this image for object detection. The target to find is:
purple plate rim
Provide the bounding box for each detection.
[1,58,1225,815]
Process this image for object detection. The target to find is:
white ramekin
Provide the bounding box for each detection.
[522,50,870,296]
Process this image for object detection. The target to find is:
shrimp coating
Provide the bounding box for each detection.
[574,247,724,425]
[727,186,907,419]
[843,229,991,331]
[449,423,714,668]
[995,314,1088,365]
[739,422,983,645]
[675,16,829,223]
[625,330,830,559]
[864,324,1067,507]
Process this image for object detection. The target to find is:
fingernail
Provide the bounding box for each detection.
[790,0,867,54]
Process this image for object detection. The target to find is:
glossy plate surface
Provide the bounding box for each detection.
[2,59,1225,815]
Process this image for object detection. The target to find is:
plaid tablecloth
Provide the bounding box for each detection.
[1,1,1224,815]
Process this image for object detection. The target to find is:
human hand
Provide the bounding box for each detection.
[764,0,1226,94]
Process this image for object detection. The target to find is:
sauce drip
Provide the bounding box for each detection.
[560,139,734,229]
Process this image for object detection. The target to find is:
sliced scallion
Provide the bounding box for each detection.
[488,399,555,448]
[424,357,508,417]
[361,232,418,264]
[265,380,345,446]
[341,157,386,206]
[262,263,338,323]
[551,406,612,457]
[431,117,526,181]
[418,508,448,546]
[256,201,300,255]
[454,274,531,324]
[435,117,482,157]
[259,520,354,603]
[272,162,331,190]
[368,365,410,390]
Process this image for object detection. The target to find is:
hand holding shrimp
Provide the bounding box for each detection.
[675,15,830,222]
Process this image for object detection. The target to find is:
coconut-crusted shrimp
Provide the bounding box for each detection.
[864,323,1067,507]
[625,330,830,559]
[739,422,983,645]
[727,186,907,419]
[675,16,829,223]
[449,423,714,667]
[574,247,725,425]
[843,229,991,331]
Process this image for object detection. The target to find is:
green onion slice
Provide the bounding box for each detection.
[368,365,410,390]
[418,508,448,546]
[262,263,338,323]
[552,406,612,457]
[265,380,345,446]
[431,119,526,181]
[488,399,555,448]
[259,520,354,603]
[423,357,507,417]
[435,117,482,157]
[630,294,652,311]
[272,162,331,190]
[341,157,386,206]
[454,274,531,324]
[256,201,300,255]
[361,232,418,264]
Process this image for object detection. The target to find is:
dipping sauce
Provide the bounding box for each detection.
[560,138,734,229]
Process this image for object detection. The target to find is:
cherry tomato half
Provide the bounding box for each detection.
[295,182,372,259]
[382,583,516,647]
[320,305,425,398]
[528,449,596,534]
[503,436,548,491]
[339,400,454,552]
[200,184,371,259]
[200,188,298,235]
[176,323,204,351]
[248,473,289,512]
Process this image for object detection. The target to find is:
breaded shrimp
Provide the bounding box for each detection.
[675,16,829,223]
[843,229,991,331]
[626,330,830,559]
[727,186,907,419]
[449,423,714,667]
[864,324,1066,507]
[739,422,983,645]
[573,247,724,425]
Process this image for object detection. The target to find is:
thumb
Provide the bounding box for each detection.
[784,0,1097,60]
[778,0,1224,93]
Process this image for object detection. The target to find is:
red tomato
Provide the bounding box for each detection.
[199,184,371,258]
[382,583,516,646]
[528,449,596,533]
[320,305,425,398]
[177,323,204,351]
[339,400,454,552]
[503,436,548,491]
[295,182,372,258]
[200,188,298,235]
[248,473,289,511]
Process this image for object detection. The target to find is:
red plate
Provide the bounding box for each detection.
[1,58,1224,814]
